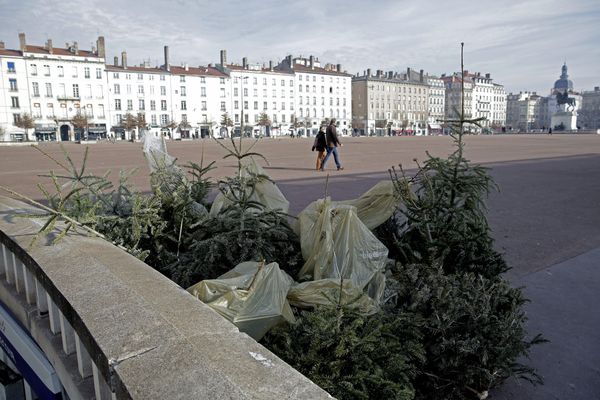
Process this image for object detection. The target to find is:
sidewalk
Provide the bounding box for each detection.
[493,247,600,399]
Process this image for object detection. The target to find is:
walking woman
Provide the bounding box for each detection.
[312,126,327,171]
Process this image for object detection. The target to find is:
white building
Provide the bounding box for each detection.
[0,33,108,141]
[506,91,545,132]
[427,75,445,134]
[105,46,228,140]
[442,71,506,133]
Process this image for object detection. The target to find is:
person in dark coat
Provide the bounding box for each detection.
[312,126,327,171]
[321,119,343,171]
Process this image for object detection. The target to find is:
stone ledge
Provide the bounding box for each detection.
[0,196,332,399]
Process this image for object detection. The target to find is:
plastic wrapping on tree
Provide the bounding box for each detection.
[210,157,289,216]
[294,181,396,235]
[287,278,379,315]
[296,200,388,304]
[142,134,207,217]
[187,261,296,340]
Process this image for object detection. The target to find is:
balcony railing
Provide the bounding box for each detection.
[0,196,330,400]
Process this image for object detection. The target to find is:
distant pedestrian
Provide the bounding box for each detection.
[321,119,343,171]
[312,126,327,171]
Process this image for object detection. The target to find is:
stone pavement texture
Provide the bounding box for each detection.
[1,135,599,398]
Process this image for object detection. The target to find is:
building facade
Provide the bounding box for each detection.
[0,33,108,141]
[441,71,506,133]
[580,86,600,131]
[506,91,545,132]
[426,75,445,134]
[352,68,430,136]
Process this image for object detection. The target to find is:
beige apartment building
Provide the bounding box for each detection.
[352,68,431,135]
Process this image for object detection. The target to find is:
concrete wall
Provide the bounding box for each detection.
[0,196,332,400]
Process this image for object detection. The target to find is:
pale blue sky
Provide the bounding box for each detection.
[1,0,598,93]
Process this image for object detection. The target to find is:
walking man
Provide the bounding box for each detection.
[321,119,343,171]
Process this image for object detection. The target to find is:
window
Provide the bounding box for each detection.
[181,100,187,110]
[138,85,144,95]
[299,75,303,81]
[139,99,145,110]
[96,85,103,99]
[234,101,239,110]
[299,85,302,92]
[263,78,267,85]
[73,84,79,98]
[253,77,257,84]
[32,82,40,97]
[254,88,258,97]
[220,78,225,84]
[13,114,21,124]
[272,89,276,97]
[272,102,276,110]
[200,77,206,83]
[11,97,19,108]
[84,67,90,78]
[161,100,167,110]
[55,65,63,77]
[115,99,121,110]
[282,114,286,123]
[149,75,154,81]
[181,114,187,123]
[45,83,52,97]
[114,84,120,94]
[9,79,17,91]
[201,101,207,110]
[220,88,225,98]
[244,101,248,110]
[290,80,293,87]
[160,75,165,81]
[160,86,166,96]
[243,88,248,97]
[85,84,92,98]
[72,66,78,78]
[281,79,285,86]
[151,115,157,124]
[47,103,54,117]
[43,65,50,76]
[161,114,169,125]
[150,86,154,95]
[138,73,143,80]
[7,61,15,73]
[126,74,131,80]
[180,75,185,82]
[201,87,206,97]
[98,104,105,118]
[254,101,258,110]
[299,97,303,105]
[263,102,267,110]
[220,101,226,111]
[235,114,239,123]
[281,89,285,98]
[58,83,65,97]
[244,114,248,123]
[126,85,131,94]
[234,88,238,97]
[96,68,102,79]
[150,100,156,110]
[180,86,186,96]
[127,100,133,110]
[281,102,285,111]
[31,64,38,75]
[272,79,276,85]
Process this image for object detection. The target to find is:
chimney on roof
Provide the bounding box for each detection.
[164,46,170,72]
[97,36,105,58]
[485,73,490,79]
[121,51,127,69]
[269,60,273,71]
[0,41,4,50]
[18,32,26,52]
[45,39,53,54]
[287,55,294,69]
[406,67,411,78]
[208,63,213,68]
[242,57,248,69]
[184,62,189,71]
[419,69,424,82]
[366,68,371,77]
[336,64,341,73]
[220,49,227,66]
[73,41,79,55]
[114,56,118,66]
[595,86,600,91]
[309,55,314,70]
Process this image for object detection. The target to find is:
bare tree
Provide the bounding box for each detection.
[121,113,138,141]
[136,113,148,137]
[71,112,89,141]
[14,113,35,141]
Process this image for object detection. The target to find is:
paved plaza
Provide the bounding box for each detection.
[1,134,600,398]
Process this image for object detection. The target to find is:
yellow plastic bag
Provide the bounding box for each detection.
[187,261,295,340]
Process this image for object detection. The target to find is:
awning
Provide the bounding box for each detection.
[88,127,107,133]
[34,128,57,134]
[428,124,442,130]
